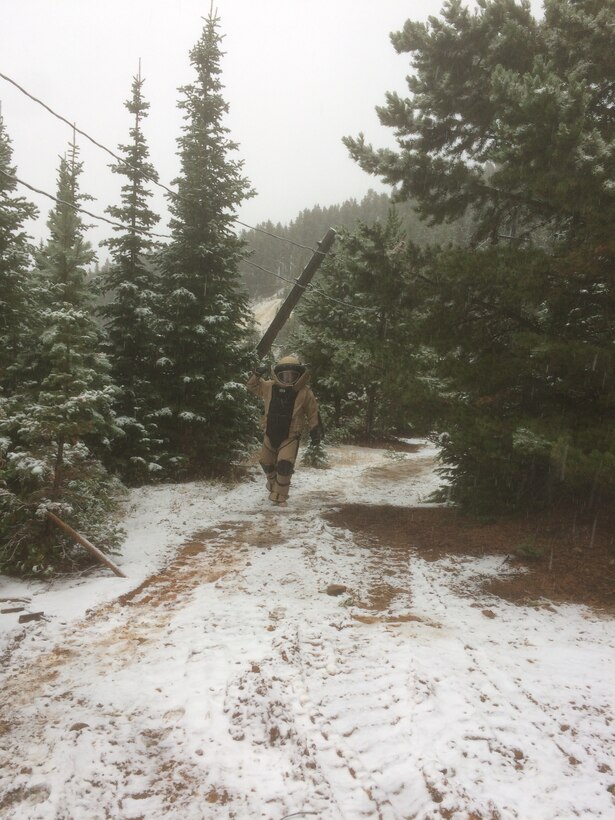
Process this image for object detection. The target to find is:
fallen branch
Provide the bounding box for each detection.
[46,511,126,578]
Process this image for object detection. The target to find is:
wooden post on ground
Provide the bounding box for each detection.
[47,511,127,578]
[256,227,336,359]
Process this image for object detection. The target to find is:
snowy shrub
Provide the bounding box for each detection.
[6,451,51,483]
[0,443,126,576]
[512,427,552,456]
[301,440,330,470]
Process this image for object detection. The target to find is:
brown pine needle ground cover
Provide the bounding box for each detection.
[325,503,615,613]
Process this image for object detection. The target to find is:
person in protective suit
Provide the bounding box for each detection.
[247,355,322,505]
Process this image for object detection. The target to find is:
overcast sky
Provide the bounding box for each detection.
[1,0,537,252]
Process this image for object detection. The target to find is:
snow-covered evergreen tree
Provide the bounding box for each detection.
[293,213,429,440]
[155,10,257,475]
[0,113,39,395]
[0,139,123,575]
[100,70,164,484]
[344,0,615,511]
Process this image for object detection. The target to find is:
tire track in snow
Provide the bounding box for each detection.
[0,525,253,819]
[220,628,402,820]
[2,444,614,818]
[0,505,375,819]
[211,505,432,818]
[403,555,615,818]
[290,623,399,819]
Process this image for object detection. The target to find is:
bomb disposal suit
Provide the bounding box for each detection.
[247,356,321,504]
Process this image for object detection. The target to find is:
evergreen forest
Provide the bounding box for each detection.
[1,0,613,576]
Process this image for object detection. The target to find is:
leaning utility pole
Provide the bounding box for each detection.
[255,227,336,359]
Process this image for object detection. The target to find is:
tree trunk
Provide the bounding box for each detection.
[365,385,377,440]
[334,395,341,427]
[52,433,65,499]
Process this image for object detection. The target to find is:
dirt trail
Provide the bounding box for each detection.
[1,446,614,819]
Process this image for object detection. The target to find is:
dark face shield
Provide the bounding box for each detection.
[278,368,298,385]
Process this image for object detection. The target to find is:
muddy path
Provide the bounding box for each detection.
[1,446,614,819]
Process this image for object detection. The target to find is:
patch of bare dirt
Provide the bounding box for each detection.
[324,504,615,612]
[112,519,283,611]
[352,613,426,625]
[115,535,230,610]
[363,455,434,485]
[352,436,422,453]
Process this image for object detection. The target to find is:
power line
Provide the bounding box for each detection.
[241,258,306,289]
[0,168,172,238]
[241,257,378,314]
[1,75,378,316]
[4,166,375,315]
[0,70,324,256]
[235,219,322,255]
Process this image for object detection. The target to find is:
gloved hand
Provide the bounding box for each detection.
[254,364,270,378]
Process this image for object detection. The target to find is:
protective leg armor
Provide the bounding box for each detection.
[259,435,299,502]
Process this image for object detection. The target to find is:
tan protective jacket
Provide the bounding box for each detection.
[247,370,320,439]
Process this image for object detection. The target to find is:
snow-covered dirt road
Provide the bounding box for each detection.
[1,443,614,819]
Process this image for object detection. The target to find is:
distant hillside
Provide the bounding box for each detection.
[239,189,472,300]
[252,294,283,335]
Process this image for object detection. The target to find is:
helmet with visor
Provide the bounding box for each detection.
[273,355,306,386]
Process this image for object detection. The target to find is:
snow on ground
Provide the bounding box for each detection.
[1,442,614,819]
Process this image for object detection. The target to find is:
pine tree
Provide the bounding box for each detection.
[0,113,39,395]
[293,212,429,440]
[345,0,612,243]
[239,190,471,301]
[344,0,615,511]
[155,10,257,475]
[100,70,163,484]
[0,139,123,574]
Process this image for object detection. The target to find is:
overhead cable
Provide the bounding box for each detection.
[0,168,172,238]
[0,70,323,255]
[4,166,375,315]
[1,75,379,316]
[241,257,378,314]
